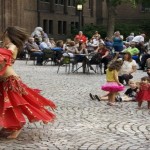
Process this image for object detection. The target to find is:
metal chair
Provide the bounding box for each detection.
[57,56,71,74]
[87,53,103,74]
[42,49,55,65]
[25,50,36,65]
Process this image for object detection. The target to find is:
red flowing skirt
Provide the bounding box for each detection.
[0,75,56,130]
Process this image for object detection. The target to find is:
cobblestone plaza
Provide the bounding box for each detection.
[0,60,150,150]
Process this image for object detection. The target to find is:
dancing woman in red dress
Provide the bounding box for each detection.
[0,26,56,139]
[136,76,150,109]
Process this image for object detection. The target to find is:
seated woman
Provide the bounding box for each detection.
[118,52,137,85]
[75,42,88,61]
[74,42,89,73]
[89,42,111,74]
[63,41,79,58]
[122,41,139,62]
[57,41,79,65]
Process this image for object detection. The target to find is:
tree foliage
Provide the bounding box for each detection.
[107,0,149,7]
[106,0,150,37]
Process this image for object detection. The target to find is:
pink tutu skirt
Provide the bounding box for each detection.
[101,82,124,92]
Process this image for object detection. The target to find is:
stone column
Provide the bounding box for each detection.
[0,0,25,33]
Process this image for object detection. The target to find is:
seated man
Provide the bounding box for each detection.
[74,31,87,44]
[26,37,44,65]
[39,37,51,51]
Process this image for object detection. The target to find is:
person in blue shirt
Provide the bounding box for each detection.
[112,31,123,52]
[51,40,64,63]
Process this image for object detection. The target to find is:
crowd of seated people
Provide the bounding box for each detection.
[21,27,150,73]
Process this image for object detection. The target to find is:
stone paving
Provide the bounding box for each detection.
[0,60,150,150]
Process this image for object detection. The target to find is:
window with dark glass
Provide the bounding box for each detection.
[68,0,71,6]
[58,21,67,35]
[89,0,92,9]
[40,0,49,2]
[55,0,64,5]
[71,22,74,26]
[75,22,79,29]
[71,22,76,32]
[58,21,62,34]
[63,21,67,34]
[141,1,150,12]
[49,20,53,34]
[68,0,75,6]
[43,19,48,33]
[72,0,75,6]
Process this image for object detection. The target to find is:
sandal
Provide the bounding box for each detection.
[107,102,117,106]
[89,93,95,100]
[95,95,101,101]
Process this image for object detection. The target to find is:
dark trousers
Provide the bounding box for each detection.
[119,74,133,85]
[31,51,44,64]
[140,54,150,70]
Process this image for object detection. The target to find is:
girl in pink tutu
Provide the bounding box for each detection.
[136,76,150,109]
[101,59,124,106]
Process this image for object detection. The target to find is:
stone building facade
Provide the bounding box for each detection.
[0,0,150,39]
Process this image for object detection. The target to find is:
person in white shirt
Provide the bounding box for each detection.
[132,34,146,56]
[118,52,137,85]
[132,34,145,44]
[126,32,134,42]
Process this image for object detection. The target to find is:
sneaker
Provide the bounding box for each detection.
[115,95,122,102]
[89,93,95,100]
[95,95,101,101]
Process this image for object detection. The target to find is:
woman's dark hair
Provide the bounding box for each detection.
[56,40,63,47]
[123,52,132,62]
[108,59,123,71]
[2,26,29,52]
[141,76,150,82]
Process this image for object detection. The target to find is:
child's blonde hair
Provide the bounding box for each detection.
[128,80,137,85]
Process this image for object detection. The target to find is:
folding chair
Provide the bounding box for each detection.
[88,53,103,74]
[42,49,55,65]
[57,56,71,74]
[25,50,36,65]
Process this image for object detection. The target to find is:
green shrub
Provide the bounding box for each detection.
[71,21,150,41]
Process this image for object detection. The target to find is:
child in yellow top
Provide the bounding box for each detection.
[101,59,124,106]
